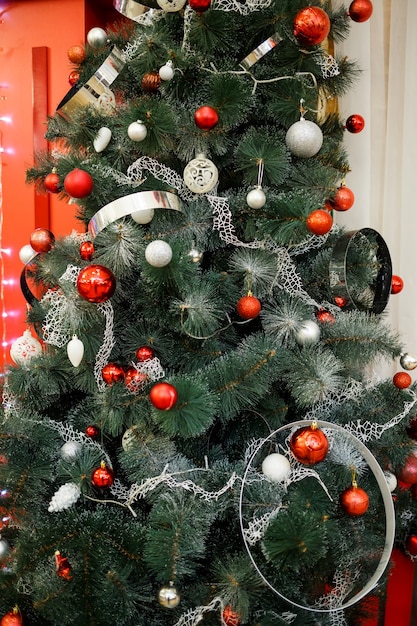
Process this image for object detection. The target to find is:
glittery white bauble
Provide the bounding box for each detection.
[183,154,218,194]
[157,0,187,11]
[19,244,36,264]
[128,121,147,142]
[48,482,81,512]
[93,126,112,153]
[0,538,10,559]
[159,61,174,81]
[285,118,323,158]
[400,353,417,371]
[262,453,291,483]
[67,335,84,367]
[384,470,397,492]
[145,240,173,267]
[131,208,155,224]
[60,441,82,462]
[10,329,42,365]
[87,27,108,47]
[246,187,266,209]
[295,320,321,345]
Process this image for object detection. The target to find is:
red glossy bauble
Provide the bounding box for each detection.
[79,241,95,261]
[345,114,365,133]
[44,172,60,193]
[149,382,178,410]
[68,70,80,86]
[136,345,155,362]
[340,485,369,516]
[222,605,241,626]
[67,44,86,64]
[407,417,417,440]
[141,71,161,93]
[331,186,355,212]
[0,607,23,626]
[391,275,404,295]
[406,534,417,556]
[399,453,417,485]
[290,424,328,465]
[102,363,125,385]
[124,366,148,392]
[30,228,55,253]
[315,308,335,324]
[76,264,116,303]
[348,0,373,23]
[293,6,331,47]
[194,106,219,131]
[55,551,72,580]
[92,461,114,489]
[236,295,262,320]
[393,372,412,389]
[306,209,333,235]
[64,168,94,199]
[334,296,348,308]
[85,425,100,439]
[189,0,211,12]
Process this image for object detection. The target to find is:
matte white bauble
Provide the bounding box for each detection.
[157,0,187,11]
[128,121,147,142]
[60,441,83,462]
[19,244,36,264]
[131,208,155,224]
[0,537,10,559]
[145,240,173,267]
[262,453,291,482]
[159,61,174,81]
[67,334,84,367]
[93,127,112,153]
[246,186,266,209]
[285,118,323,158]
[384,470,397,493]
[10,329,42,365]
[87,27,108,47]
[295,320,321,345]
[183,154,218,194]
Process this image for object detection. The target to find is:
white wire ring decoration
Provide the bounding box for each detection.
[239,420,395,613]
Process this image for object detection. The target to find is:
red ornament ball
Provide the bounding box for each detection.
[340,485,369,516]
[64,168,94,198]
[67,44,86,64]
[315,308,335,324]
[44,171,60,193]
[348,0,373,23]
[68,70,80,86]
[0,607,23,626]
[55,551,72,580]
[293,6,331,47]
[306,209,333,235]
[92,461,114,489]
[194,106,219,131]
[136,345,155,362]
[30,228,55,253]
[393,372,412,389]
[79,241,95,261]
[76,264,116,303]
[222,605,241,626]
[149,382,178,410]
[399,453,417,485]
[85,425,100,439]
[331,186,355,212]
[189,0,211,12]
[334,296,349,308]
[290,423,328,465]
[406,534,417,556]
[124,366,148,392]
[345,114,365,133]
[141,71,161,93]
[236,295,262,320]
[102,363,125,385]
[391,275,404,295]
[407,417,417,440]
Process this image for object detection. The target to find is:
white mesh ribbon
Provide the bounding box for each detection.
[174,597,224,626]
[127,155,195,202]
[314,562,361,613]
[314,50,340,79]
[42,264,82,348]
[94,301,116,392]
[124,357,165,394]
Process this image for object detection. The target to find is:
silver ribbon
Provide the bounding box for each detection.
[240,33,283,70]
[113,0,148,20]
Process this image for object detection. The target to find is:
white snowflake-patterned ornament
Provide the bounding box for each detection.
[10,329,42,366]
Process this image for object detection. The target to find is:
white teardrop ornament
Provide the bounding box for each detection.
[67,335,84,367]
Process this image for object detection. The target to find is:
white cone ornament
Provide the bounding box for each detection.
[262,453,291,482]
[10,329,42,366]
[60,441,82,462]
[19,244,36,264]
[67,335,84,367]
[184,154,218,194]
[48,482,81,512]
[128,121,147,142]
[157,0,187,11]
[93,127,112,153]
[145,240,173,267]
[159,61,174,81]
[295,320,321,346]
[246,186,266,209]
[87,27,108,47]
[286,118,323,158]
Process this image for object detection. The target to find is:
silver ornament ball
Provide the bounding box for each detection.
[183,154,218,194]
[400,353,417,371]
[188,247,203,263]
[262,453,291,483]
[128,121,147,142]
[158,583,181,608]
[145,240,173,267]
[159,61,174,81]
[295,320,321,345]
[246,187,266,209]
[60,441,82,462]
[87,27,108,48]
[285,118,323,158]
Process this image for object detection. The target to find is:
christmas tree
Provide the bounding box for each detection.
[1,1,416,624]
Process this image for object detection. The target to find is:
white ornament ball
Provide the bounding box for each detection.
[93,126,112,153]
[246,187,266,209]
[156,0,187,11]
[384,470,397,493]
[87,27,108,47]
[159,61,174,81]
[48,482,81,512]
[131,208,155,224]
[60,441,82,462]
[295,320,321,346]
[262,453,291,483]
[10,329,42,366]
[128,121,147,142]
[0,537,10,559]
[19,244,36,264]
[285,118,323,158]
[183,154,218,194]
[145,240,173,267]
[67,335,84,367]
[400,353,417,371]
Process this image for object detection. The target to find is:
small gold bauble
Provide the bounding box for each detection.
[158,583,180,608]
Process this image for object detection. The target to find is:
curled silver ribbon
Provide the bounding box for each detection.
[113,0,148,20]
[240,33,283,70]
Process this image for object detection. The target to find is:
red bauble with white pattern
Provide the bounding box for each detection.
[92,461,114,489]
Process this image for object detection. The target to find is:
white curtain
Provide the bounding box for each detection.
[337,0,417,375]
